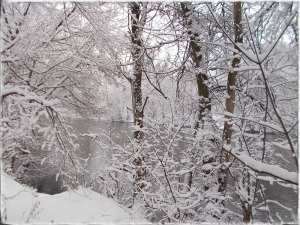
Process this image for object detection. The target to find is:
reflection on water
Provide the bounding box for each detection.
[19,118,298,222]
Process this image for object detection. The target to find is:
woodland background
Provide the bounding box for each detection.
[1,2,298,223]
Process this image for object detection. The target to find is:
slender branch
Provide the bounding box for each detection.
[208,2,298,169]
[258,64,298,169]
[206,3,298,64]
[141,96,149,113]
[223,145,298,185]
[262,88,268,163]
[288,121,298,133]
[245,12,298,169]
[54,4,76,31]
[143,68,168,99]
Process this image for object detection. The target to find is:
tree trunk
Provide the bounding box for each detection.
[129,2,147,200]
[181,2,212,192]
[219,0,243,197]
[181,3,211,131]
[130,2,144,141]
[242,204,251,223]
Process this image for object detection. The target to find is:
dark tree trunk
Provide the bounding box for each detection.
[219,0,243,198]
[129,3,147,200]
[181,3,211,131]
[130,2,144,141]
[242,204,252,223]
[181,2,212,192]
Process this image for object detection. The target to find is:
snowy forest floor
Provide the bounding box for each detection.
[1,171,147,224]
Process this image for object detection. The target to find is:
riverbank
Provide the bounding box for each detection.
[1,171,147,224]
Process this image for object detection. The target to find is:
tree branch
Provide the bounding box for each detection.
[223,144,298,185]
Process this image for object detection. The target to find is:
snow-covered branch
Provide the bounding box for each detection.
[222,112,285,133]
[1,33,27,54]
[223,144,298,185]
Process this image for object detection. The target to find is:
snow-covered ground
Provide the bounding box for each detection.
[1,171,147,224]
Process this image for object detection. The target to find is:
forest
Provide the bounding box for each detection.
[1,1,298,224]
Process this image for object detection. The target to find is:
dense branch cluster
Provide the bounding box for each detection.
[1,2,298,224]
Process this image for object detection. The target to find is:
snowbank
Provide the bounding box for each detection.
[1,172,147,224]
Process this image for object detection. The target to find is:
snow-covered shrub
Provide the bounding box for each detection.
[1,2,93,191]
[84,111,239,223]
[1,86,88,190]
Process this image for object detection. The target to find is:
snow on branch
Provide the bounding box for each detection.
[1,86,60,107]
[206,3,298,64]
[256,8,299,63]
[223,112,285,133]
[1,87,27,99]
[1,57,21,63]
[223,144,298,185]
[1,32,27,54]
[233,65,260,72]
[44,76,68,99]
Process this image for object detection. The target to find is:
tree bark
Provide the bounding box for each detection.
[181,2,212,192]
[129,2,147,200]
[181,3,211,131]
[130,2,144,141]
[219,0,243,198]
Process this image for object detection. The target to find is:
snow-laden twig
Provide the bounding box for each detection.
[209,1,299,169]
[206,3,298,64]
[1,32,27,54]
[222,112,284,133]
[223,144,298,185]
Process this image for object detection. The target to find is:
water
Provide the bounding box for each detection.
[19,118,298,223]
[73,118,134,183]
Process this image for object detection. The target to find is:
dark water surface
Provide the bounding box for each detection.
[20,118,298,223]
